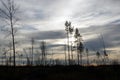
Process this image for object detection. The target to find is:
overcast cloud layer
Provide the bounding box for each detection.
[0,0,120,60]
[15,0,120,30]
[17,0,120,49]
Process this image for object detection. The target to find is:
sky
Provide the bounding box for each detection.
[0,0,120,63]
[17,0,120,30]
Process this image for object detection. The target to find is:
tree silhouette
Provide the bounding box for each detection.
[7,42,12,66]
[100,34,108,64]
[31,38,34,65]
[70,42,74,65]
[50,49,54,65]
[96,51,100,65]
[65,21,70,65]
[0,0,20,67]
[64,44,67,65]
[69,26,74,64]
[78,42,84,65]
[86,48,89,66]
[2,47,10,65]
[23,48,31,66]
[40,41,47,65]
[74,28,84,65]
[65,21,74,65]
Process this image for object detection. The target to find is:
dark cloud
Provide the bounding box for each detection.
[81,22,120,51]
[110,19,120,24]
[26,30,66,40]
[19,25,38,31]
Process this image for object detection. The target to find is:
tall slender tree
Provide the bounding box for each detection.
[86,48,89,66]
[0,0,20,67]
[40,41,47,65]
[2,47,10,65]
[74,28,80,65]
[79,42,84,65]
[65,21,74,65]
[65,21,70,64]
[74,28,84,65]
[69,26,74,64]
[31,38,34,65]
[100,34,108,64]
[96,51,100,65]
[7,42,12,66]
[64,44,67,65]
[71,42,74,63]
[23,48,30,66]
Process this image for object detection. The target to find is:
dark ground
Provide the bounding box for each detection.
[0,65,120,80]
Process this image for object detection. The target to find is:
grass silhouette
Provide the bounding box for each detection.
[0,65,119,80]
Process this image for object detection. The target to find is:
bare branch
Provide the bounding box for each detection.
[0,8,10,18]
[0,0,10,11]
[0,0,20,67]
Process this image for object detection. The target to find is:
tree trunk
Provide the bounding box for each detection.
[67,32,70,65]
[10,13,16,67]
[31,39,34,66]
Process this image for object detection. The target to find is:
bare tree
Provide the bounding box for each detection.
[40,41,47,65]
[96,51,100,65]
[23,48,31,66]
[0,0,20,67]
[86,48,89,66]
[31,38,34,65]
[6,42,12,66]
[50,49,54,65]
[64,44,67,65]
[2,47,10,66]
[100,34,108,64]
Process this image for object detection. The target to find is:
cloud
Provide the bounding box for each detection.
[16,21,120,56]
[15,0,120,31]
[1,0,120,30]
[0,0,120,60]
[25,30,66,40]
[81,23,120,52]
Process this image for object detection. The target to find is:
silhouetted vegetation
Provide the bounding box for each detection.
[0,0,20,67]
[0,65,120,80]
